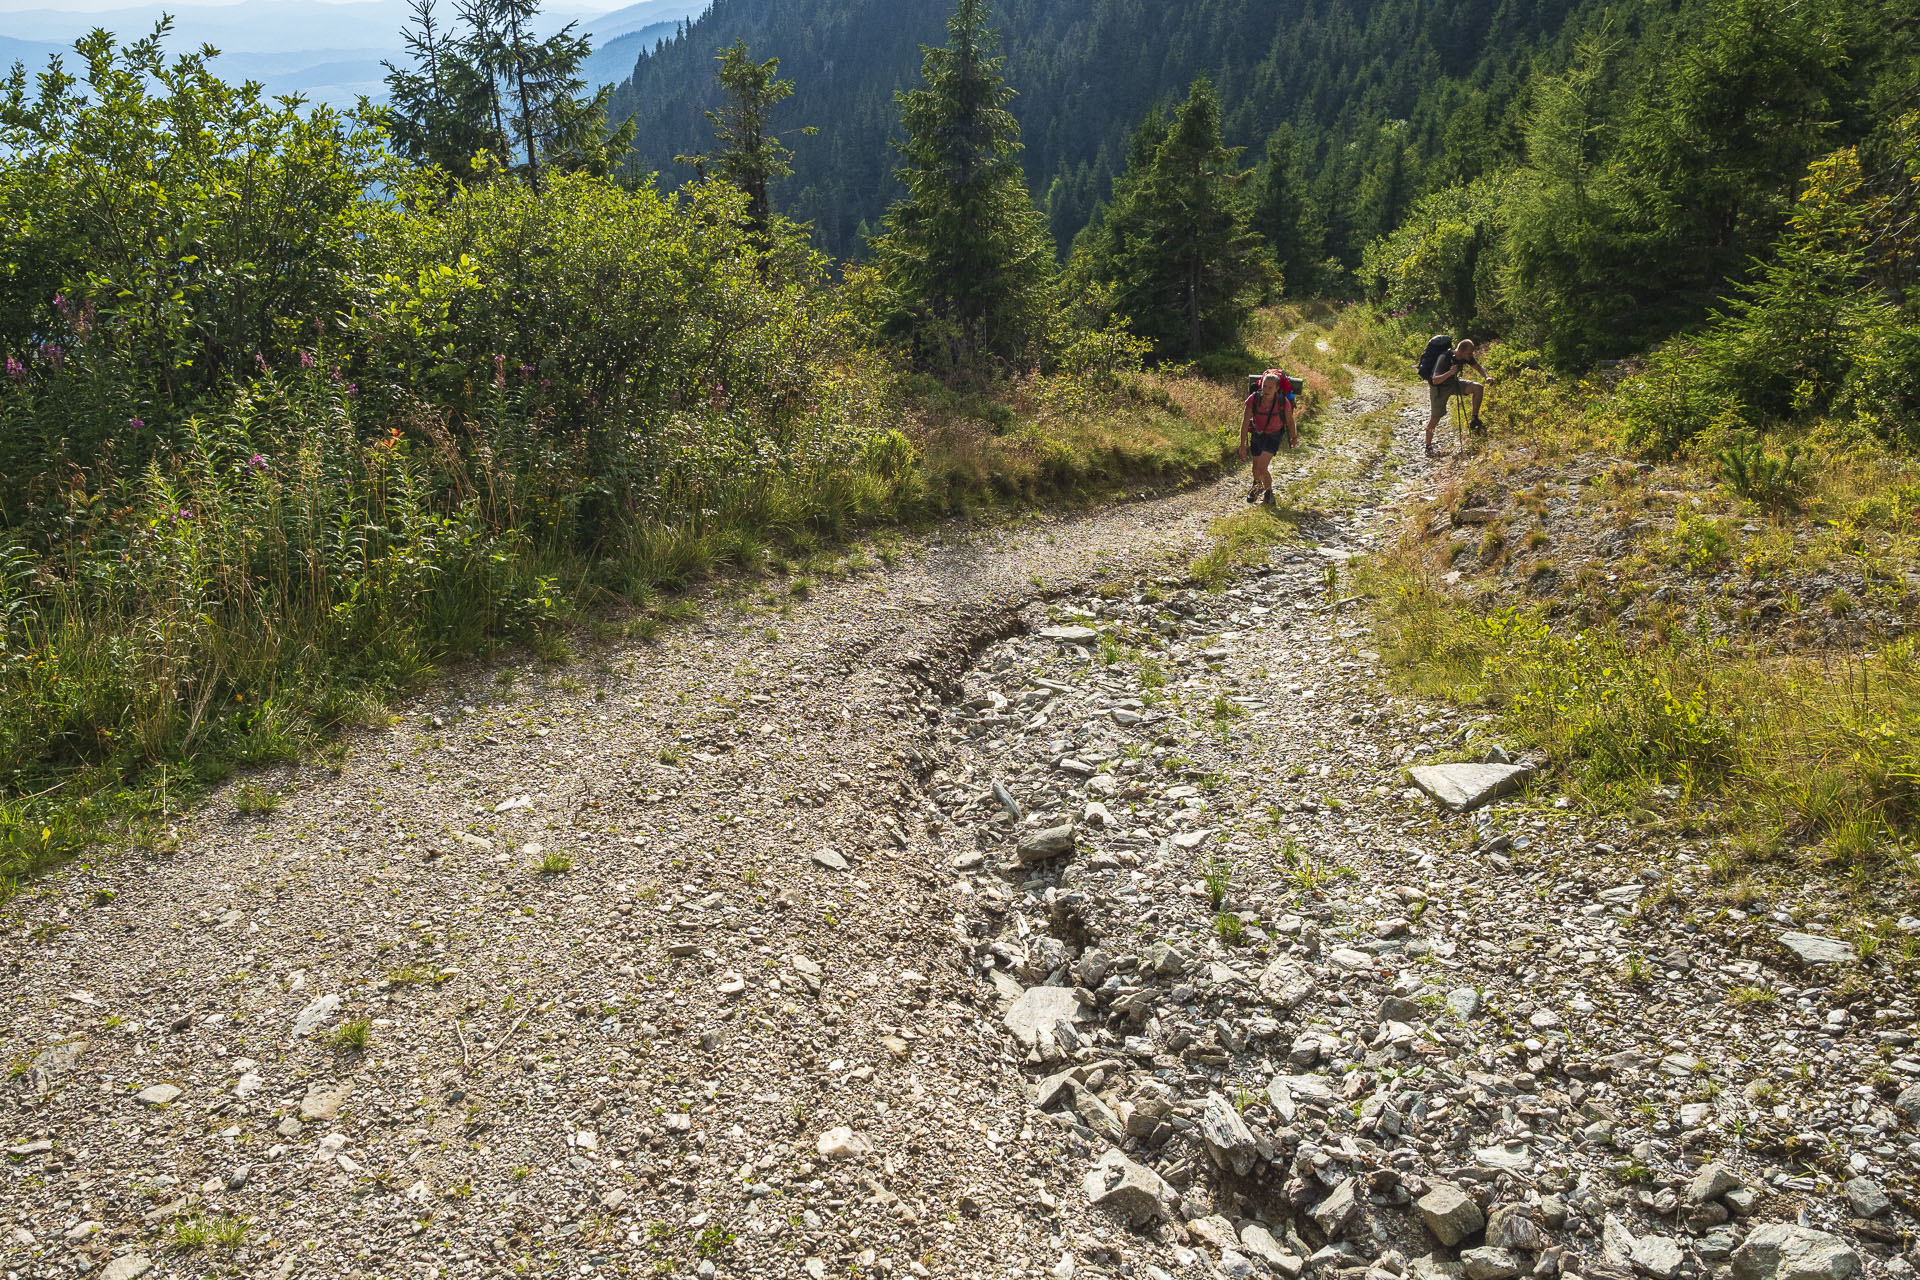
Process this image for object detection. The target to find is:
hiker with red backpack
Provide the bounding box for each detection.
[1418,335,1488,456]
[1240,369,1295,505]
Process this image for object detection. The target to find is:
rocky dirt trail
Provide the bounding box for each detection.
[4,375,1916,1280]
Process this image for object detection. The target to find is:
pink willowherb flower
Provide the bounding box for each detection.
[300,350,315,369]
[248,453,267,471]
[40,343,63,371]
[255,353,269,374]
[5,356,23,381]
[129,417,145,430]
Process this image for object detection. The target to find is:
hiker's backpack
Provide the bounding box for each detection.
[1246,373,1296,402]
[1416,335,1453,382]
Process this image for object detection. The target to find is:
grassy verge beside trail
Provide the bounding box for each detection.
[0,362,1240,896]
[1354,337,1920,935]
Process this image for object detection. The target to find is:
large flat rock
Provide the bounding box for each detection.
[1732,1224,1862,1280]
[1003,985,1086,1050]
[1409,762,1534,812]
[1778,932,1855,965]
[1082,1150,1177,1224]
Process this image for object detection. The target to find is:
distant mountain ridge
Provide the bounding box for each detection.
[1,0,704,106]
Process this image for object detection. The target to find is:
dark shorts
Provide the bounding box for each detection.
[1250,431,1284,457]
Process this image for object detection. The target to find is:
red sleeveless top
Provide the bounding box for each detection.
[1246,382,1291,431]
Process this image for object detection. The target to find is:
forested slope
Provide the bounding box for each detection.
[607,0,1604,261]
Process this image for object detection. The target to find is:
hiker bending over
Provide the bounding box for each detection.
[1426,338,1487,456]
[1240,369,1295,505]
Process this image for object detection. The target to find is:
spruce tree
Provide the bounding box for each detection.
[869,0,1054,373]
[381,0,507,180]
[677,41,815,235]
[383,0,632,189]
[1251,124,1322,297]
[1091,77,1264,356]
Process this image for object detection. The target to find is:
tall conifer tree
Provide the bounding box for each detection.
[382,0,508,179]
[384,0,632,188]
[870,0,1054,372]
[1251,123,1322,297]
[1088,77,1264,355]
[678,41,814,235]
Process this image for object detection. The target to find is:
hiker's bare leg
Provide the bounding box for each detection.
[1425,414,1441,453]
[1252,454,1272,492]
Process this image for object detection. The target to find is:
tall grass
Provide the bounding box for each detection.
[1367,567,1920,890]
[1358,328,1920,899]
[0,350,1237,891]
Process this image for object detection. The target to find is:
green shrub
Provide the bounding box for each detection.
[860,430,918,482]
[1717,438,1812,508]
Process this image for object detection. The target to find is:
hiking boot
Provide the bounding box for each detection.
[1470,416,1486,435]
[1262,488,1276,507]
[1247,481,1261,504]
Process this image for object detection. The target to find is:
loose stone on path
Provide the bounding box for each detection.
[1407,761,1534,812]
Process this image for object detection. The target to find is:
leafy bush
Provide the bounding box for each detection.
[860,430,918,482]
[1838,313,1920,449]
[0,25,395,408]
[1359,177,1510,332]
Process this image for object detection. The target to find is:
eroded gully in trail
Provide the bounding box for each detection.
[4,373,1913,1280]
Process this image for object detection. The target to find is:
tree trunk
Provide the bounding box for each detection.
[505,5,542,194]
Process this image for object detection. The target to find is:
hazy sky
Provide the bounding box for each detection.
[0,0,387,10]
[0,0,603,12]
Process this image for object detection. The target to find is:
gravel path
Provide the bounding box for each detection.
[4,376,1914,1280]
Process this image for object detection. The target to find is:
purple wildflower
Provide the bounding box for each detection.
[129,417,145,430]
[5,356,23,382]
[248,453,267,471]
[300,350,315,369]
